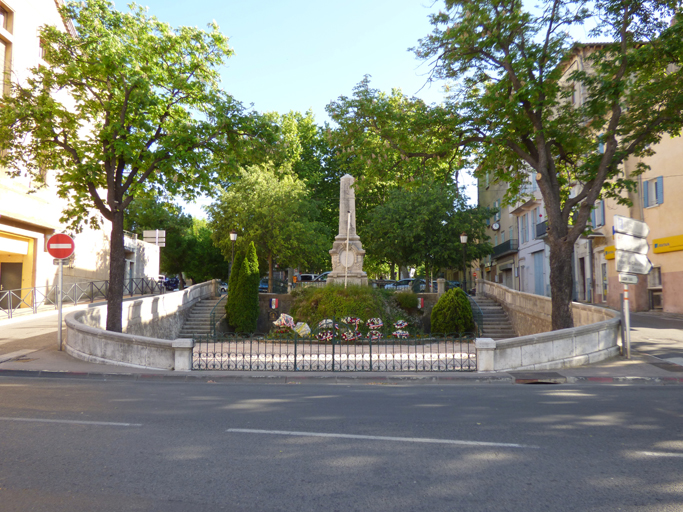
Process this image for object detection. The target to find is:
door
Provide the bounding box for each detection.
[533,252,544,296]
[579,257,586,301]
[0,262,23,309]
[601,262,608,302]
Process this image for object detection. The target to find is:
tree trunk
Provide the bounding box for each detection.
[390,262,396,281]
[106,210,126,333]
[268,254,273,293]
[548,240,575,331]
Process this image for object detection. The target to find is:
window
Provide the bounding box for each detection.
[485,172,490,188]
[0,4,11,97]
[521,214,528,243]
[591,200,605,227]
[509,226,513,242]
[494,234,498,246]
[494,200,501,221]
[643,177,664,207]
[648,267,662,288]
[0,7,6,29]
[501,231,505,243]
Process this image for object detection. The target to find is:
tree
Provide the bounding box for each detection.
[208,164,330,291]
[0,0,261,332]
[415,0,683,329]
[362,182,492,286]
[226,247,246,328]
[232,241,260,333]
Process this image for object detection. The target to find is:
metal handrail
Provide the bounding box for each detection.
[468,297,485,337]
[209,293,228,340]
[0,277,165,320]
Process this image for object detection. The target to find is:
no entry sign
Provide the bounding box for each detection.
[47,233,75,259]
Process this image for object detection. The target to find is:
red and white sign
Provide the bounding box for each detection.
[47,233,75,259]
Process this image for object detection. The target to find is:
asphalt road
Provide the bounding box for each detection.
[1,379,682,511]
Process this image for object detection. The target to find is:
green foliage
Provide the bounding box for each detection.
[208,163,331,286]
[231,242,260,333]
[413,0,683,329]
[394,291,418,310]
[431,288,474,334]
[226,247,246,328]
[290,285,388,326]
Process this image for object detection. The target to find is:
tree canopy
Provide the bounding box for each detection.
[414,0,683,329]
[0,0,262,331]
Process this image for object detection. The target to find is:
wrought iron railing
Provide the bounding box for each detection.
[492,239,519,258]
[0,277,165,320]
[536,220,548,238]
[193,325,477,372]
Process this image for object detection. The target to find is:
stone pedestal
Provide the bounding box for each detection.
[327,174,368,286]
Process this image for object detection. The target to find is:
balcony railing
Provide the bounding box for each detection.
[492,239,519,258]
[536,220,548,238]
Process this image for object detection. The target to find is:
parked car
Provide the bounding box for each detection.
[371,279,397,289]
[164,276,179,291]
[298,273,317,282]
[385,278,426,292]
[258,278,269,293]
[219,281,228,293]
[312,271,331,282]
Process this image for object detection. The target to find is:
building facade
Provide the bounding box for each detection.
[0,0,158,308]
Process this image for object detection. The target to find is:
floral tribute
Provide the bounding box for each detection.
[274,314,295,329]
[392,319,409,338]
[316,318,338,342]
[341,317,363,329]
[366,317,384,340]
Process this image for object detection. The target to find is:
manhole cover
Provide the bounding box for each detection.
[650,362,683,373]
[508,372,566,384]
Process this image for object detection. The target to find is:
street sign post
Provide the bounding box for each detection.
[612,215,653,359]
[47,234,75,351]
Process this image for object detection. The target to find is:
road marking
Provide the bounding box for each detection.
[638,451,683,458]
[226,428,537,449]
[0,417,142,427]
[0,350,36,363]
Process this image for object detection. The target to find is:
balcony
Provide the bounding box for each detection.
[123,230,138,251]
[492,239,519,259]
[536,220,548,239]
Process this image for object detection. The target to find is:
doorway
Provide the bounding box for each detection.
[0,262,23,309]
[579,257,586,301]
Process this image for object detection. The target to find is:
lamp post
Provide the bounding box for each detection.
[460,232,468,294]
[229,230,237,279]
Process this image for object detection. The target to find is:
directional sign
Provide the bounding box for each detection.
[47,233,75,259]
[613,215,649,238]
[616,251,652,275]
[614,233,649,254]
[618,273,638,284]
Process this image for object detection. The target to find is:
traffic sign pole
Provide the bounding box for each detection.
[58,259,64,351]
[623,284,631,359]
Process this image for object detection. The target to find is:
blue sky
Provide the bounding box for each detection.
[133,0,477,215]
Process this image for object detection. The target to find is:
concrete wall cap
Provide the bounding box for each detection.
[475,338,496,349]
[172,339,194,349]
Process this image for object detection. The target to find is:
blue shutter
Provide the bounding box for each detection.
[656,176,664,204]
[591,209,596,228]
[600,200,605,226]
[643,180,649,208]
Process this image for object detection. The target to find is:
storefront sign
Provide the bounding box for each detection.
[604,245,615,260]
[653,234,683,254]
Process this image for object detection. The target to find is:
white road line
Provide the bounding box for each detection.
[638,451,683,458]
[0,417,142,427]
[48,244,72,249]
[0,349,36,363]
[226,428,538,449]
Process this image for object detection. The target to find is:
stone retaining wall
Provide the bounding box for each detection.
[475,279,621,371]
[64,280,216,370]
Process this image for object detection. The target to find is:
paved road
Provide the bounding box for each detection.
[1,379,682,511]
[630,312,683,365]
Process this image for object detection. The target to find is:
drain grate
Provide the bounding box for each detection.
[508,372,566,384]
[650,362,683,373]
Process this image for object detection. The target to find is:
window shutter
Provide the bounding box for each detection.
[656,176,664,204]
[591,209,596,228]
[643,180,649,208]
[600,200,605,226]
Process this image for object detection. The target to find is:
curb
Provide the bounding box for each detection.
[1,368,683,385]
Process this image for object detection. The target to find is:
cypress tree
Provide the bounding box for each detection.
[430,288,474,334]
[226,247,246,328]
[232,241,260,333]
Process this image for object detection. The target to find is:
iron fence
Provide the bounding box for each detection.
[0,277,165,320]
[193,329,477,372]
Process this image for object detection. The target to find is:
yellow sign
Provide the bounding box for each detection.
[653,234,683,254]
[604,245,615,260]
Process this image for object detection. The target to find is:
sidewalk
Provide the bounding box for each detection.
[1,307,682,385]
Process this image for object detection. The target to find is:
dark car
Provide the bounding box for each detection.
[164,276,179,291]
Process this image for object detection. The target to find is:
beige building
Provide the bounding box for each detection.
[0,0,158,309]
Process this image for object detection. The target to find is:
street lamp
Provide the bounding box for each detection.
[229,230,238,279]
[460,232,468,294]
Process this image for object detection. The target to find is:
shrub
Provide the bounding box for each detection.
[290,285,386,326]
[231,242,260,333]
[430,288,475,334]
[226,247,246,326]
[394,290,418,310]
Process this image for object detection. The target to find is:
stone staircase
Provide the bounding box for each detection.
[470,296,517,340]
[177,297,225,339]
